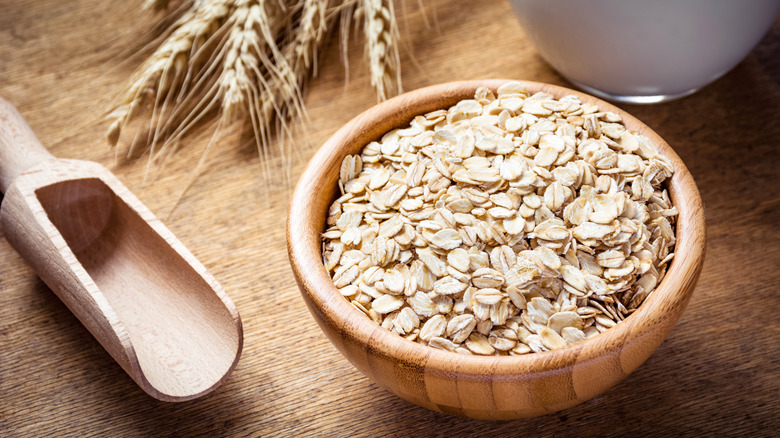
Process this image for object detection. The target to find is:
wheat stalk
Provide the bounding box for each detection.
[108,0,416,177]
[107,0,231,149]
[361,0,402,102]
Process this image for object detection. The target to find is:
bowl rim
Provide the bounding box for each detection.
[288,79,706,376]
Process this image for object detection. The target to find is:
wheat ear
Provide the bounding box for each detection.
[106,0,231,150]
[362,0,402,102]
[108,0,413,178]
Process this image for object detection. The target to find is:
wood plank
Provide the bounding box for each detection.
[1,0,778,435]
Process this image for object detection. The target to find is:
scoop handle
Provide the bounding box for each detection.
[0,98,55,194]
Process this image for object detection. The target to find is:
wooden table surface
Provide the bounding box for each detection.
[1,1,778,436]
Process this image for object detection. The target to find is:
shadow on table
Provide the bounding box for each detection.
[357,327,769,437]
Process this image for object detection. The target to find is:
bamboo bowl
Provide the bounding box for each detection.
[287,80,706,420]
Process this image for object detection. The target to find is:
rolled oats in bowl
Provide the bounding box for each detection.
[321,82,677,356]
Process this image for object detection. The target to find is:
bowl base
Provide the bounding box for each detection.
[566,78,701,104]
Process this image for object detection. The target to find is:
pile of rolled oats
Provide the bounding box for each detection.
[322,82,677,356]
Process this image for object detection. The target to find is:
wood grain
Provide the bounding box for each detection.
[1,0,778,435]
[0,98,54,192]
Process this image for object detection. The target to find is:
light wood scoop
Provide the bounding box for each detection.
[0,98,243,402]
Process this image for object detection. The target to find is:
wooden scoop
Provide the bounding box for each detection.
[0,98,242,402]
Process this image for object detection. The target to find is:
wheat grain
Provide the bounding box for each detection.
[361,0,402,102]
[292,0,329,74]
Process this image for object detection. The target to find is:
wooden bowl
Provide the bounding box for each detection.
[287,80,706,419]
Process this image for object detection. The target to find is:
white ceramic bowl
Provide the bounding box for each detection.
[508,0,780,103]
